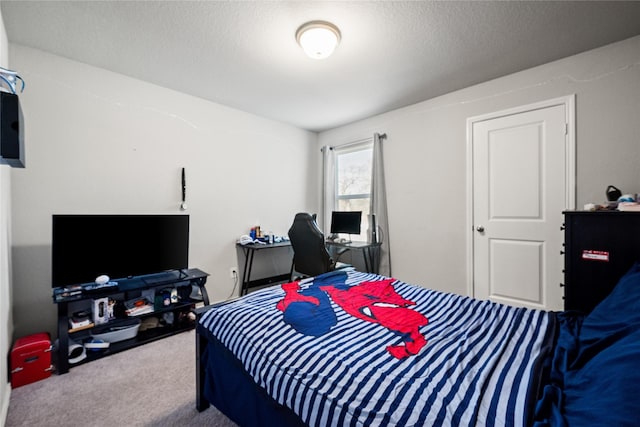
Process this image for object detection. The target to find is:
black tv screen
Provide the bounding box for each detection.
[52,214,189,288]
[330,211,362,235]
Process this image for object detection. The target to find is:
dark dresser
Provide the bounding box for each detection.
[563,210,640,314]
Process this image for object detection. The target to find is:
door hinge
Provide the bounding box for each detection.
[564,123,568,135]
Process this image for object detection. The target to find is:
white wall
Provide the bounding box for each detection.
[5,31,640,376]
[0,7,13,425]
[319,36,640,295]
[9,45,318,340]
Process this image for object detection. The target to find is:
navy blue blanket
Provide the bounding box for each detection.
[534,262,640,426]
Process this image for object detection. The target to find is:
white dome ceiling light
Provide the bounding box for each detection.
[296,21,341,60]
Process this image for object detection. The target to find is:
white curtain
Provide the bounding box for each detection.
[321,146,336,234]
[370,133,392,276]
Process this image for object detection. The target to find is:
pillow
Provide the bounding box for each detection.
[583,261,640,328]
[561,262,640,426]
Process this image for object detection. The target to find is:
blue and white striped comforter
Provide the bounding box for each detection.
[198,269,554,427]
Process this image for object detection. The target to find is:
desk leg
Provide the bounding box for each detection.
[363,247,372,273]
[372,246,380,275]
[240,247,249,296]
[197,278,210,306]
[241,248,256,296]
[363,246,380,275]
[369,246,380,274]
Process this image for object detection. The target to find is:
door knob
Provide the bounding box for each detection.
[476,226,485,233]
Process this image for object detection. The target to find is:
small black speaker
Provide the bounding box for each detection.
[370,213,378,243]
[0,91,25,168]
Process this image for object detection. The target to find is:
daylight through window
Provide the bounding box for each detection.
[334,143,373,241]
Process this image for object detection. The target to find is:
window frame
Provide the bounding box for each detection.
[332,141,374,241]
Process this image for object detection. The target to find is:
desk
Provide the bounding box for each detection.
[236,241,292,295]
[326,240,382,274]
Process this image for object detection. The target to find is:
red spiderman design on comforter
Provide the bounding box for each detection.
[276,272,428,359]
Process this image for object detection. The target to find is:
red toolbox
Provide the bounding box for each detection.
[11,332,54,388]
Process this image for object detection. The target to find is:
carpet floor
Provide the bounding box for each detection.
[6,329,238,426]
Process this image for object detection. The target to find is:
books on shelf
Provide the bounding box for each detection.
[68,309,94,332]
[68,322,95,333]
[618,202,640,212]
[124,297,154,316]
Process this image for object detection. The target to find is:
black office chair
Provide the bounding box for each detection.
[288,212,346,279]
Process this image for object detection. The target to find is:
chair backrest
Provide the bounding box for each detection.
[288,212,334,277]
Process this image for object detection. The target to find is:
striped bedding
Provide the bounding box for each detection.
[198,268,555,427]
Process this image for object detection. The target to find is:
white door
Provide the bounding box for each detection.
[469,97,574,311]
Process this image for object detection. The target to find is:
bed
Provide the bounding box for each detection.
[195,266,640,426]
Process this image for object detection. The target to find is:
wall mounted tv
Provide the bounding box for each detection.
[52,214,189,288]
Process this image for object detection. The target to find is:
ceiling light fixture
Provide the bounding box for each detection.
[296,21,341,60]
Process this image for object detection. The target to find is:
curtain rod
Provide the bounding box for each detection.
[325,133,386,151]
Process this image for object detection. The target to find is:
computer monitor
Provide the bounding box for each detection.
[330,211,362,237]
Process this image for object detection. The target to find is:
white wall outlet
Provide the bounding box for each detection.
[230,267,238,279]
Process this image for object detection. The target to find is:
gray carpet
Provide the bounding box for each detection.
[6,330,238,426]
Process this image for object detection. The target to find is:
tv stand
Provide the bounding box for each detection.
[52,268,209,374]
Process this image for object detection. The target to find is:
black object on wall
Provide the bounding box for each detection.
[0,91,25,168]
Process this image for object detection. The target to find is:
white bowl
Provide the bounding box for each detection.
[91,318,141,343]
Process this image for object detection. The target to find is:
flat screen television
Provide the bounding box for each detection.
[330,211,362,235]
[52,214,189,288]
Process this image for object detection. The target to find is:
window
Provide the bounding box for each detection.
[334,143,373,241]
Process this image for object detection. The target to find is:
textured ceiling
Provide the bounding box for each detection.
[2,1,640,132]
